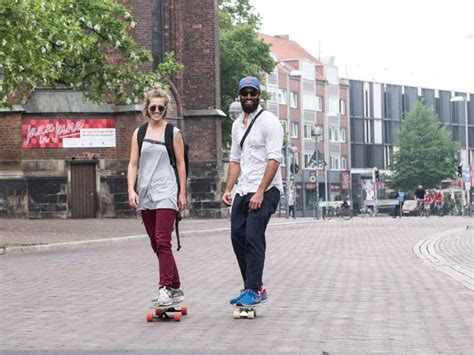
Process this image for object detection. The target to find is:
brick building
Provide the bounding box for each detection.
[0,0,226,219]
[259,34,350,217]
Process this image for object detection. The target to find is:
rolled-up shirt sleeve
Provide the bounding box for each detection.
[229,121,241,163]
[265,119,284,163]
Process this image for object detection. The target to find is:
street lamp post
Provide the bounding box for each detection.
[451,96,470,215]
[285,70,303,218]
[311,125,323,219]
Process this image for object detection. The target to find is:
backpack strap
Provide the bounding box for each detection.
[240,109,264,149]
[164,123,182,251]
[137,122,148,157]
[164,123,176,169]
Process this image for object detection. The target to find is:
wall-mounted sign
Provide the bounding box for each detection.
[22,118,116,148]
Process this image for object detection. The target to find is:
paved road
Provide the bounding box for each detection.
[1,217,473,353]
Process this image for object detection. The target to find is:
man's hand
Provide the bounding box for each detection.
[222,191,233,207]
[249,191,264,210]
[128,191,139,209]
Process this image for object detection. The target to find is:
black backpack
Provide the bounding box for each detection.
[137,122,189,250]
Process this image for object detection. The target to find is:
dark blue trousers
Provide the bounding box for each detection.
[230,187,280,290]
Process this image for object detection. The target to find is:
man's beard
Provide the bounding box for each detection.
[240,97,260,113]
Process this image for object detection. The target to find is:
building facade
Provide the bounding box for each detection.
[259,34,350,217]
[0,0,226,219]
[349,80,472,211]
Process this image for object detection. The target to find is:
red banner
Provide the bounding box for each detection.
[22,118,116,148]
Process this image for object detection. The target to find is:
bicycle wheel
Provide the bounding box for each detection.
[340,207,353,220]
[323,207,335,220]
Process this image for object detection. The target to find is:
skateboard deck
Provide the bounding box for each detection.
[233,304,258,319]
[147,301,188,322]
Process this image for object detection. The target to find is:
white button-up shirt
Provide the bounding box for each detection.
[229,107,284,196]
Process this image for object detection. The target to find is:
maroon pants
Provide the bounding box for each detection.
[141,209,180,289]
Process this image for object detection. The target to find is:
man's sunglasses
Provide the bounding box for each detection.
[239,89,259,97]
[149,104,167,113]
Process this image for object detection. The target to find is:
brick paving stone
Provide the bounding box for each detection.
[0,216,473,353]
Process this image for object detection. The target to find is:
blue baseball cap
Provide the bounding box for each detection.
[239,76,260,91]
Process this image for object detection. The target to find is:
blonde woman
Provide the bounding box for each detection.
[127,85,187,306]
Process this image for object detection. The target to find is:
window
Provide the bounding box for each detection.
[302,60,316,80]
[328,97,339,115]
[304,153,313,167]
[303,94,317,111]
[330,155,340,170]
[316,96,323,112]
[326,68,338,85]
[364,90,370,117]
[339,99,346,115]
[304,124,313,139]
[267,86,278,102]
[340,128,346,143]
[291,122,299,138]
[278,89,287,105]
[341,157,347,170]
[329,126,339,142]
[364,119,372,143]
[384,146,391,169]
[290,92,298,108]
[280,120,288,135]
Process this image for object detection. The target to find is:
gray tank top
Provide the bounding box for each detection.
[137,125,179,211]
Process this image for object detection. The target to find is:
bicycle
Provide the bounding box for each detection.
[323,205,353,220]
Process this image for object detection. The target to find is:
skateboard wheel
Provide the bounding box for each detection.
[155,309,162,316]
[146,312,154,322]
[233,310,240,319]
[247,311,255,319]
[181,306,188,316]
[174,312,182,322]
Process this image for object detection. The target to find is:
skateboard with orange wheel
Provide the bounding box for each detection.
[233,304,257,319]
[146,302,188,322]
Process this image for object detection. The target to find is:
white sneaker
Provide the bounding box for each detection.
[154,287,172,306]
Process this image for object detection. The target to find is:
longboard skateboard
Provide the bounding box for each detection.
[233,304,258,319]
[147,302,188,322]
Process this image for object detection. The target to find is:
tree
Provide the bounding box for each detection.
[219,0,276,148]
[0,0,182,107]
[390,101,460,191]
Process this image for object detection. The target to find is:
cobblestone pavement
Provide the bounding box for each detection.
[1,217,473,353]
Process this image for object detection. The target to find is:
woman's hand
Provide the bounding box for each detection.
[128,191,139,209]
[178,193,187,211]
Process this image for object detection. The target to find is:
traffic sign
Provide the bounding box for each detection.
[309,175,316,183]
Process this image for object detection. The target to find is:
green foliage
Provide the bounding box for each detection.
[390,101,460,191]
[219,0,276,148]
[0,0,182,107]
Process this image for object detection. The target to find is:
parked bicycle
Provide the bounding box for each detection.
[323,205,353,220]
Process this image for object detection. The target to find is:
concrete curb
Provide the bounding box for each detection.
[413,226,473,291]
[0,219,318,256]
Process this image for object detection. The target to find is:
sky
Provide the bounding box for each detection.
[249,0,474,94]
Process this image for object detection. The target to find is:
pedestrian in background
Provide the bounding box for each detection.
[434,190,444,217]
[393,189,405,218]
[222,76,284,306]
[127,84,187,306]
[288,191,296,219]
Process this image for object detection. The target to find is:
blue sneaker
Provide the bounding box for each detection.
[229,289,245,305]
[236,289,262,306]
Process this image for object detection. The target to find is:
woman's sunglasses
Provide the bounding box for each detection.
[149,104,167,113]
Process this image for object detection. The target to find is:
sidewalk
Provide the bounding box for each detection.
[0,216,314,254]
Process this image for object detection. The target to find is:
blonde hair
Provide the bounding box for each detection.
[142,84,171,118]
